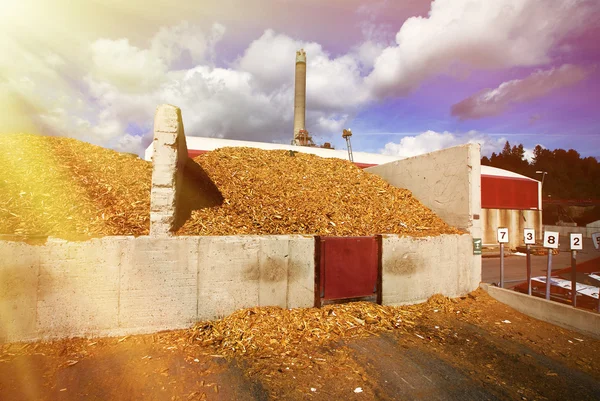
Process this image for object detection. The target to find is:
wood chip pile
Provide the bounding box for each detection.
[188,300,429,377]
[0,134,151,238]
[179,147,458,236]
[0,135,457,238]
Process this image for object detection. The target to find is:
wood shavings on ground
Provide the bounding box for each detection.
[188,300,430,379]
[179,147,458,237]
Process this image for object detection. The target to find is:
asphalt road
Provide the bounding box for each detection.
[482,236,600,288]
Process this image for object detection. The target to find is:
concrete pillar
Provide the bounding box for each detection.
[150,104,188,237]
[293,49,306,142]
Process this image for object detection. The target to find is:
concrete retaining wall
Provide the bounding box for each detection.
[1,232,478,343]
[382,234,478,305]
[365,144,481,237]
[366,145,482,301]
[481,283,599,339]
[0,235,314,343]
[544,225,599,239]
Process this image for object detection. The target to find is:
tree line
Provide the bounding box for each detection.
[481,141,600,199]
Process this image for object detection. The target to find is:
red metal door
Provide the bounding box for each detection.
[316,236,381,306]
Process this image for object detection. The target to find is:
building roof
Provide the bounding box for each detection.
[144,136,539,183]
[480,165,539,182]
[145,136,400,165]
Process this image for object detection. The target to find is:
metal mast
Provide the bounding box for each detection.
[342,129,353,162]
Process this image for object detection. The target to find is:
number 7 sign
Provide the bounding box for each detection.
[497,227,509,243]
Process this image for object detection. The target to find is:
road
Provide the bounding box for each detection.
[2,291,599,400]
[482,236,600,288]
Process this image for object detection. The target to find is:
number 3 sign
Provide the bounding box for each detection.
[543,231,559,249]
[524,228,535,245]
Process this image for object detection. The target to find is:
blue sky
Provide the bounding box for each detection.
[1,0,598,159]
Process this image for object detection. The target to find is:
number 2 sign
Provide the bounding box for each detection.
[524,228,535,245]
[570,233,583,251]
[497,227,509,243]
[543,231,559,249]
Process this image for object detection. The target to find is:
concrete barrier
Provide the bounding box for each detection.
[367,144,482,300]
[1,232,479,343]
[366,144,481,237]
[544,225,598,239]
[382,234,478,305]
[0,235,315,343]
[480,283,600,339]
[149,105,222,236]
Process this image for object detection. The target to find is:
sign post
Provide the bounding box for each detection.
[543,231,559,300]
[593,232,600,312]
[497,227,509,288]
[569,233,583,307]
[524,228,536,296]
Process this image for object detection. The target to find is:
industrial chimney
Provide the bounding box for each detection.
[293,49,307,145]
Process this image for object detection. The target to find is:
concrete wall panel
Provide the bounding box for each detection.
[196,236,260,320]
[0,242,39,342]
[382,234,477,305]
[543,225,599,238]
[36,239,120,339]
[259,237,289,308]
[287,236,315,309]
[366,144,481,236]
[120,237,198,331]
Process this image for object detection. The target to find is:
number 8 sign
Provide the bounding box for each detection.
[543,231,559,249]
[593,232,600,250]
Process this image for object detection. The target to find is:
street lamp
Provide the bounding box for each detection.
[535,171,547,190]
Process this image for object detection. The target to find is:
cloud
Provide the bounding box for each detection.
[1,0,597,158]
[90,38,168,93]
[237,30,370,110]
[451,64,590,120]
[150,21,226,68]
[380,130,507,158]
[365,0,595,98]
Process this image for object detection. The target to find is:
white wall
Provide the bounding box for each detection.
[543,225,599,239]
[482,209,543,248]
[365,144,481,237]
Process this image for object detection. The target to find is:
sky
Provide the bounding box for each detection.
[1,0,599,160]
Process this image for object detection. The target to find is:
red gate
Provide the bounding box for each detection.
[315,236,382,306]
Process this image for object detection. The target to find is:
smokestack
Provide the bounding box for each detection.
[293,49,306,145]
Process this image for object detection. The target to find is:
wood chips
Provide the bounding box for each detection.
[0,134,151,239]
[179,147,458,237]
[0,135,457,238]
[187,300,426,377]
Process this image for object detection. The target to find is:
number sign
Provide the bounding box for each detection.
[543,231,559,249]
[593,232,600,250]
[569,233,583,251]
[497,227,509,243]
[523,228,535,245]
